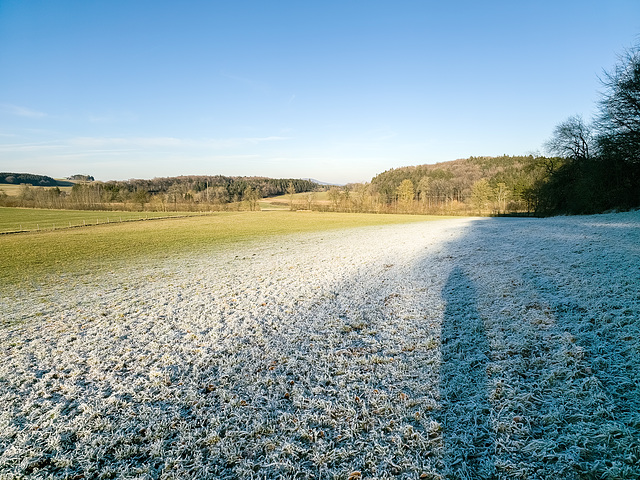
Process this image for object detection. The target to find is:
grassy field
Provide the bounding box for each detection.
[0,207,199,233]
[259,191,331,210]
[0,209,448,286]
[2,213,638,477]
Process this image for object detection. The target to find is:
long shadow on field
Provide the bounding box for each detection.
[520,219,640,414]
[520,254,640,476]
[443,216,640,478]
[438,266,495,479]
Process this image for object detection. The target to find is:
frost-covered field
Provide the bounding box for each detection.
[1,212,639,479]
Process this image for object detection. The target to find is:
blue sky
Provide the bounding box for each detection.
[1,1,639,184]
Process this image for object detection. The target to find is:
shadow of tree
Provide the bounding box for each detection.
[438,266,495,479]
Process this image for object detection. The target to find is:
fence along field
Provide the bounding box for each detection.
[0,207,205,233]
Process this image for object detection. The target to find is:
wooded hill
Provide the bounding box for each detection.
[0,172,73,187]
[102,175,316,200]
[365,155,553,214]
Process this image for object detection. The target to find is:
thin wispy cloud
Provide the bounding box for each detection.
[69,137,184,148]
[88,112,138,123]
[220,71,269,91]
[207,154,262,160]
[68,136,290,149]
[238,136,290,144]
[0,141,63,152]
[52,150,142,159]
[0,136,290,157]
[368,128,398,142]
[1,104,47,118]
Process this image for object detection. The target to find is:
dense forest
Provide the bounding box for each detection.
[365,155,551,214]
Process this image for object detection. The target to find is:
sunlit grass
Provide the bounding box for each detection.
[259,191,332,209]
[0,210,449,286]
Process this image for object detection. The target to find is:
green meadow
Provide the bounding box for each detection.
[0,208,448,286]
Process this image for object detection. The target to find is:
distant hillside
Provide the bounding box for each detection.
[101,175,317,199]
[0,172,74,187]
[0,173,319,211]
[302,178,342,186]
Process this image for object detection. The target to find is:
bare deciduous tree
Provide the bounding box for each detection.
[287,181,296,211]
[597,45,640,162]
[494,182,511,214]
[544,115,592,161]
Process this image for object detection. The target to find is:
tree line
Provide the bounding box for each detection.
[0,175,317,211]
[0,157,562,215]
[273,155,548,215]
[361,155,550,215]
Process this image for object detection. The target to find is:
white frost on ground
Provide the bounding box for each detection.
[1,212,639,479]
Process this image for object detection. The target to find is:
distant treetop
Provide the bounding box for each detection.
[67,174,95,182]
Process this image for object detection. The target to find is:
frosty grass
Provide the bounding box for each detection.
[1,212,639,479]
